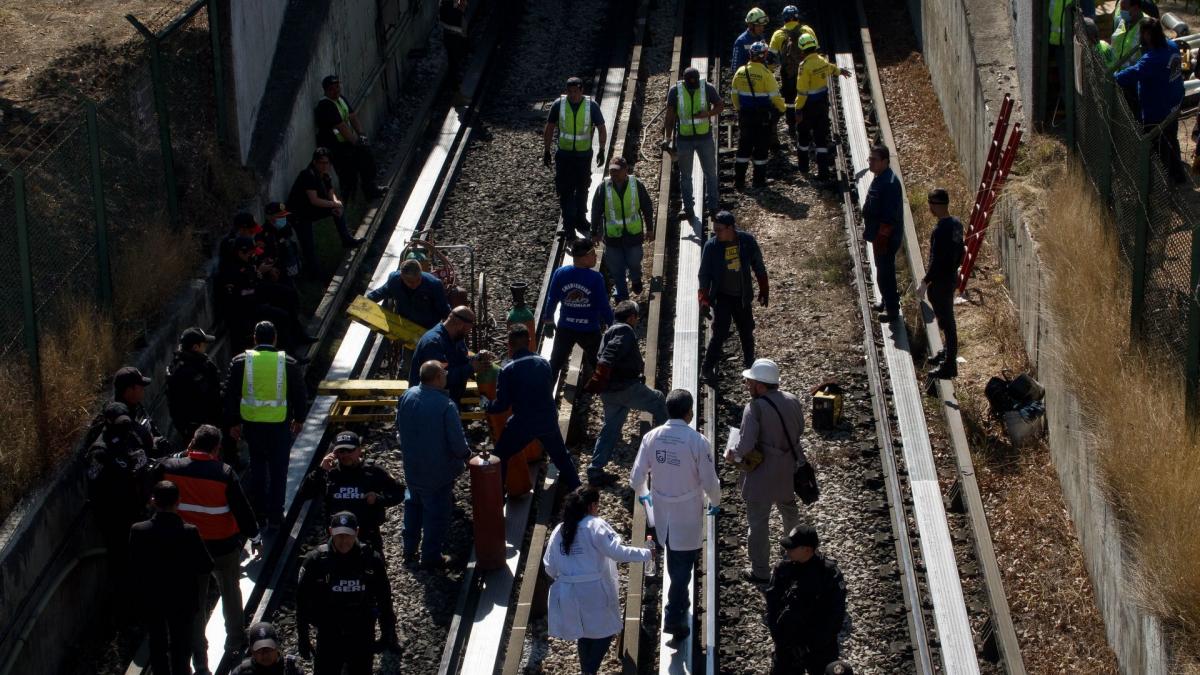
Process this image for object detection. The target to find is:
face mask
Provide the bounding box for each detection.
[273,217,288,229]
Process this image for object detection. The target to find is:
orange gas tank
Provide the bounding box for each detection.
[468,452,505,570]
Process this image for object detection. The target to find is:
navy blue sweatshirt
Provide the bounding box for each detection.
[541,265,614,332]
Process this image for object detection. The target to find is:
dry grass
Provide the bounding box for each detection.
[112,224,202,324]
[1029,160,1200,667]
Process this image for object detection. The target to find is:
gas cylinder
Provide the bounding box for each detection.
[477,365,532,498]
[507,283,537,355]
[469,451,506,570]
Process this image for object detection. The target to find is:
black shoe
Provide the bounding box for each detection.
[871,301,885,312]
[740,568,769,585]
[665,623,690,642]
[402,551,419,566]
[587,470,617,487]
[678,207,694,221]
[701,365,719,384]
[630,280,643,296]
[928,349,947,366]
[420,554,454,571]
[342,236,366,247]
[797,159,810,174]
[878,310,897,323]
[929,363,957,379]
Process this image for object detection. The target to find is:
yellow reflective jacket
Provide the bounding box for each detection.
[794,53,841,109]
[731,61,787,113]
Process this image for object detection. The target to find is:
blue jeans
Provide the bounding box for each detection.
[243,421,293,522]
[577,635,613,674]
[495,415,581,490]
[604,243,644,300]
[403,486,452,561]
[666,547,700,628]
[677,135,718,216]
[591,383,667,475]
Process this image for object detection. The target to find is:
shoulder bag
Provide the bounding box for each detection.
[759,395,820,505]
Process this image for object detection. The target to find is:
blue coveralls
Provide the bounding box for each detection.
[487,348,582,490]
[408,323,471,405]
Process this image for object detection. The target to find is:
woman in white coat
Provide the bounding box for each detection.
[544,486,653,674]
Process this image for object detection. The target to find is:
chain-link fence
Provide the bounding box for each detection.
[1067,12,1200,408]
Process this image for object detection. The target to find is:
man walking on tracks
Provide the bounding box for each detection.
[768,6,817,142]
[225,320,307,530]
[765,525,847,675]
[863,145,905,322]
[699,211,768,383]
[584,301,668,486]
[724,359,804,585]
[297,511,399,673]
[793,34,851,182]
[630,389,721,641]
[731,42,787,190]
[663,67,723,222]
[541,237,613,379]
[591,156,655,300]
[544,76,608,236]
[917,188,965,380]
[489,324,582,490]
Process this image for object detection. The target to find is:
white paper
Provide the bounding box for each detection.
[724,427,741,463]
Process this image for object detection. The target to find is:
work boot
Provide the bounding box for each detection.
[701,364,719,384]
[740,568,769,585]
[665,623,691,642]
[734,162,748,190]
[929,362,958,379]
[420,553,454,571]
[928,349,947,366]
[797,147,810,174]
[753,166,768,189]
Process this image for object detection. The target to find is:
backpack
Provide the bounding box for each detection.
[780,27,805,76]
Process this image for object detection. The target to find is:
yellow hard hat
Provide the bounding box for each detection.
[797,33,818,50]
[745,7,768,25]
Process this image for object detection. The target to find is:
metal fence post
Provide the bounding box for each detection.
[207,0,228,148]
[1064,10,1076,149]
[127,15,181,228]
[11,166,44,441]
[1129,136,1152,336]
[1187,225,1200,418]
[1097,76,1116,203]
[85,101,113,311]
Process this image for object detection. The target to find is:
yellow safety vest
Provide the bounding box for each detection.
[558,96,594,152]
[676,81,711,137]
[240,350,288,423]
[794,53,841,109]
[331,97,351,143]
[731,62,786,113]
[1110,14,1143,71]
[1048,0,1072,46]
[604,177,643,238]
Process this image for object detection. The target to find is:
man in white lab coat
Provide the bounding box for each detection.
[630,389,722,641]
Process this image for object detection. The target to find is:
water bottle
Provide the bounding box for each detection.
[644,535,657,578]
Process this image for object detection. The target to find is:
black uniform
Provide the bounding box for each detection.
[297,542,398,675]
[166,349,224,440]
[128,511,214,675]
[923,215,966,372]
[230,655,304,675]
[764,553,847,675]
[85,415,153,556]
[299,460,404,553]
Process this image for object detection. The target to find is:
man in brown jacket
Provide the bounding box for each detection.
[723,358,804,584]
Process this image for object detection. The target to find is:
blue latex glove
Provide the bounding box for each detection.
[638,495,652,507]
[706,505,722,516]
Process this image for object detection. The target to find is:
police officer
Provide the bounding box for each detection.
[863,145,904,322]
[297,512,399,674]
[86,402,154,562]
[590,156,655,300]
[488,324,582,491]
[698,211,768,383]
[366,258,452,330]
[916,188,966,380]
[765,525,847,675]
[166,327,222,441]
[793,33,851,182]
[225,321,307,529]
[88,365,169,456]
[731,42,786,190]
[663,67,723,222]
[230,622,304,675]
[544,76,608,235]
[299,430,404,554]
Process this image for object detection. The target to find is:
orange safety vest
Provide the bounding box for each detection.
[161,452,240,542]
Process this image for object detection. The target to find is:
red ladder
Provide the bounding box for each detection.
[956,94,1022,295]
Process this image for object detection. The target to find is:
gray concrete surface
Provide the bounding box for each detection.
[224,0,289,163]
[0,280,216,675]
[989,197,1171,674]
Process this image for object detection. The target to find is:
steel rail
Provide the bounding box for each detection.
[849,0,1025,670]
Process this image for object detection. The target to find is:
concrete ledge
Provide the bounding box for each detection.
[989,197,1171,673]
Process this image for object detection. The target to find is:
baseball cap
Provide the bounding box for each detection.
[714,210,735,226]
[179,326,216,348]
[780,524,819,550]
[825,661,855,675]
[608,156,629,170]
[113,366,151,391]
[332,430,361,452]
[322,74,340,88]
[570,237,595,258]
[330,511,359,536]
[927,188,950,205]
[247,622,280,653]
[265,201,290,217]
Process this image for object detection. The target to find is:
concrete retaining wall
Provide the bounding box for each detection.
[0,280,216,675]
[988,198,1171,673]
[226,0,289,163]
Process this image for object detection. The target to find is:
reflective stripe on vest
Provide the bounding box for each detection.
[558,96,593,151]
[332,97,351,142]
[240,350,288,423]
[676,80,711,137]
[604,177,643,238]
[179,503,232,515]
[164,459,240,541]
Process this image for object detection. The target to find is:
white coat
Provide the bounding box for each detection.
[630,419,722,552]
[544,514,651,640]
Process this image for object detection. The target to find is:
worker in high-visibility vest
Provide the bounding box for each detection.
[590,156,655,301]
[793,33,851,183]
[225,321,307,530]
[544,76,609,236]
[767,5,817,141]
[663,66,724,222]
[730,41,786,190]
[1111,0,1153,73]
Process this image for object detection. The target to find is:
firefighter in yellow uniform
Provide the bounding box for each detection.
[768,5,818,141]
[731,41,787,190]
[793,33,851,183]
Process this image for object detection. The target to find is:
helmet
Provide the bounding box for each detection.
[745,7,768,25]
[781,5,800,21]
[797,33,818,50]
[748,41,769,59]
[742,358,780,385]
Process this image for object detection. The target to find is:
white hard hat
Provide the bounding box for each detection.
[742,358,780,385]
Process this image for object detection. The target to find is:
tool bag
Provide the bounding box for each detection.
[811,380,844,430]
[760,396,819,505]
